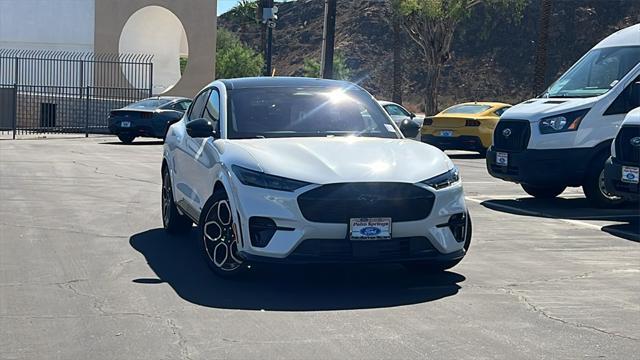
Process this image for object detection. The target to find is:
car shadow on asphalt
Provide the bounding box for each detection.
[101,140,164,146]
[480,197,640,242]
[445,153,485,160]
[129,228,466,311]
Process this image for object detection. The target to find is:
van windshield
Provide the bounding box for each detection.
[542,46,640,98]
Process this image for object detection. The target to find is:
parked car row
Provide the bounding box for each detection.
[380,24,639,208]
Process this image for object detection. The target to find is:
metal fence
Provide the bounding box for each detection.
[0,49,153,138]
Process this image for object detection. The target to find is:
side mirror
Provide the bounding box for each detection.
[186,118,218,138]
[399,119,420,139]
[410,112,416,119]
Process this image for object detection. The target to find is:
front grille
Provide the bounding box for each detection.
[290,237,436,260]
[297,183,435,223]
[493,120,531,152]
[615,125,640,165]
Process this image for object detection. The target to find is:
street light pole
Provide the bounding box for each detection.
[321,0,337,79]
[261,0,278,76]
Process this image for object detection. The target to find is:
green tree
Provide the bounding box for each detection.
[393,0,526,115]
[215,29,264,79]
[302,52,351,80]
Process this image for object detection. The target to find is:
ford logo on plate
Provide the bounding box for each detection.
[630,137,640,147]
[360,227,381,236]
[502,128,512,138]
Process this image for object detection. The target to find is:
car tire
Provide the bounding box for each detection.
[582,153,625,208]
[404,212,472,273]
[198,188,247,277]
[162,170,193,234]
[521,184,566,199]
[118,134,136,144]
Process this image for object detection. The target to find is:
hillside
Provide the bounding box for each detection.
[218,0,640,113]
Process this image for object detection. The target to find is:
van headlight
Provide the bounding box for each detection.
[420,167,460,190]
[232,165,311,192]
[539,109,589,134]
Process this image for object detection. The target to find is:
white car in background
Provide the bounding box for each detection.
[379,100,424,127]
[162,77,471,277]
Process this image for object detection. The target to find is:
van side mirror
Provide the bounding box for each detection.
[399,119,420,139]
[186,118,218,139]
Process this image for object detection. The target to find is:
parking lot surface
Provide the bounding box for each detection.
[1,136,639,360]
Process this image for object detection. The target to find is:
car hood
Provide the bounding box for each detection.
[218,137,453,184]
[503,97,597,122]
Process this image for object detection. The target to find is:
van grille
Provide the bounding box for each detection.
[493,120,531,152]
[615,125,640,165]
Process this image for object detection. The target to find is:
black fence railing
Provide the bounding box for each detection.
[0,49,153,138]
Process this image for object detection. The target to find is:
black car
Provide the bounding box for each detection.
[108,97,192,143]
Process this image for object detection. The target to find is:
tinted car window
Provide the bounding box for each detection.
[188,90,211,121]
[385,104,410,116]
[494,107,510,116]
[203,90,220,125]
[227,87,399,139]
[129,98,172,109]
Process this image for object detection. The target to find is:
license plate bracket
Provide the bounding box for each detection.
[622,166,639,184]
[349,217,391,240]
[496,152,508,166]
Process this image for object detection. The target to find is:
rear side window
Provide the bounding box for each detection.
[384,104,409,116]
[494,107,510,116]
[188,90,211,121]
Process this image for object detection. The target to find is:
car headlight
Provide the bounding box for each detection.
[420,167,460,190]
[231,165,311,192]
[539,109,589,134]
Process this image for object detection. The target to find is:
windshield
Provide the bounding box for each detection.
[226,87,399,139]
[442,104,492,114]
[543,46,640,98]
[129,98,172,109]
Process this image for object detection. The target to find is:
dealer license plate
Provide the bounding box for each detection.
[496,152,508,166]
[622,166,639,184]
[350,217,391,240]
[439,130,454,137]
[121,121,131,128]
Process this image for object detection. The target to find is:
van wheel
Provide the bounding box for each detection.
[583,155,624,208]
[521,184,566,199]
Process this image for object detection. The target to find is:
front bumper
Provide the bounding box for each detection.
[231,181,468,263]
[486,147,592,187]
[604,157,639,201]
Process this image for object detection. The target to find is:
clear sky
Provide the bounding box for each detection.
[218,0,242,15]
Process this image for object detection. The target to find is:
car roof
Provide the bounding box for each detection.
[594,24,640,49]
[219,76,361,90]
[142,96,191,102]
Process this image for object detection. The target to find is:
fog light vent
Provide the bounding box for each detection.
[249,217,277,248]
[448,213,467,243]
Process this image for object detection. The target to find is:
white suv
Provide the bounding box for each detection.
[162,77,471,277]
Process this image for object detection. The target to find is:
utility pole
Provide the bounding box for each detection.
[534,0,552,96]
[321,0,337,79]
[261,0,278,76]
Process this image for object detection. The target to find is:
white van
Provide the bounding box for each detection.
[604,107,640,201]
[487,24,640,207]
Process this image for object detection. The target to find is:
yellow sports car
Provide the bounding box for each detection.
[421,102,511,154]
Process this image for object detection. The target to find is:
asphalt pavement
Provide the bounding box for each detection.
[0,136,638,359]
